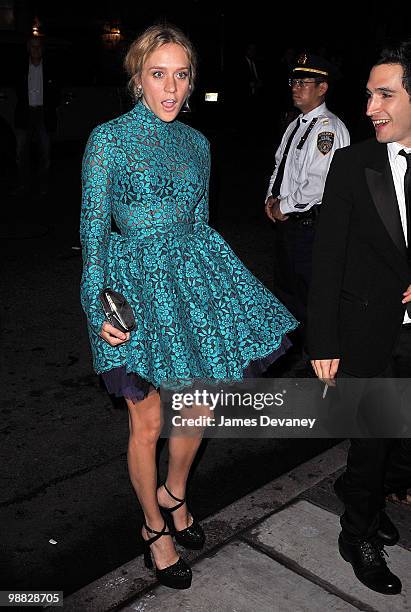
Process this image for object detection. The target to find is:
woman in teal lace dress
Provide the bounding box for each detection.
[80,24,297,589]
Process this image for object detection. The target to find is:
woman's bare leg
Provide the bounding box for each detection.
[126,392,178,569]
[158,404,209,530]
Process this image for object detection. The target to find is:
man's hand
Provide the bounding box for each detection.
[311,358,340,385]
[265,196,289,222]
[402,284,411,305]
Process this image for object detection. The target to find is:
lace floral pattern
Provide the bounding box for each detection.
[80,102,297,386]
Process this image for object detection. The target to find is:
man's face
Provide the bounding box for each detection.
[28,38,43,62]
[291,79,328,114]
[366,63,411,147]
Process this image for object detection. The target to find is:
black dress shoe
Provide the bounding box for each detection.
[142,522,192,589]
[158,483,205,550]
[334,475,399,546]
[338,533,401,595]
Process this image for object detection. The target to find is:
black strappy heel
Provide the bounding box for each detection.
[159,483,205,550]
[143,521,192,589]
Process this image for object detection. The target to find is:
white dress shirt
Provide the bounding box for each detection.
[28,61,43,107]
[266,102,350,214]
[387,141,411,324]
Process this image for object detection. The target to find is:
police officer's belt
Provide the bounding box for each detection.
[288,206,319,224]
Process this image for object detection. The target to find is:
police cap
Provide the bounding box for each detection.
[291,53,336,81]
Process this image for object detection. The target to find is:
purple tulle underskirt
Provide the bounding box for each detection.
[101,336,291,403]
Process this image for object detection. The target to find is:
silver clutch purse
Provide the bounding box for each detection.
[99,288,136,333]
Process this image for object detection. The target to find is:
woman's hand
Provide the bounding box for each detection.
[100,321,130,346]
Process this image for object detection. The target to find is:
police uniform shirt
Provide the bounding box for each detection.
[266,102,350,214]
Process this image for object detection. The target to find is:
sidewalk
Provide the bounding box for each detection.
[63,442,411,611]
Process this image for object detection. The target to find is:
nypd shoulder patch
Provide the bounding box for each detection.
[317,131,334,155]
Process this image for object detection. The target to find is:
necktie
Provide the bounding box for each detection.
[399,150,411,255]
[399,150,411,317]
[271,119,300,197]
[250,59,258,80]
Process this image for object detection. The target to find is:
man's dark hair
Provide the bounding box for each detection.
[375,40,411,96]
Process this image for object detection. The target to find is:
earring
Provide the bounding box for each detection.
[181,97,191,113]
[135,85,143,99]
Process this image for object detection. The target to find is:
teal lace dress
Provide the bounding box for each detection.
[80,102,298,400]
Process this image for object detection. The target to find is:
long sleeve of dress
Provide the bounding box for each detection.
[80,102,297,381]
[80,126,113,335]
[193,138,210,227]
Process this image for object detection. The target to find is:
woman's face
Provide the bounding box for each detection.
[139,43,190,122]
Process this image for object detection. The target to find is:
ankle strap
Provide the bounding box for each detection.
[164,483,185,503]
[144,521,171,545]
[163,483,185,511]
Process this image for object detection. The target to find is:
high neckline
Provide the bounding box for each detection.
[131,100,175,129]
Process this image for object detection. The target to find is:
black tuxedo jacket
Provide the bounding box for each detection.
[307,138,411,376]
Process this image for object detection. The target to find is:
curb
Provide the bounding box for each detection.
[62,441,349,611]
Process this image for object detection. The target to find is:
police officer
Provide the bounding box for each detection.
[265,54,350,330]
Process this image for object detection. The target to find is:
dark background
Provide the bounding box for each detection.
[1,2,411,139]
[1,0,410,598]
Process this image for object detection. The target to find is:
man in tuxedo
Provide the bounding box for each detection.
[12,36,60,196]
[308,41,411,595]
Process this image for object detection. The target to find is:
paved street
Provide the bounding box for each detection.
[0,127,336,597]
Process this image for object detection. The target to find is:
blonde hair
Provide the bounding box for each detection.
[124,24,197,101]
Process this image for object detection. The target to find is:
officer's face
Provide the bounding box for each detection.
[366,63,411,147]
[291,80,327,114]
